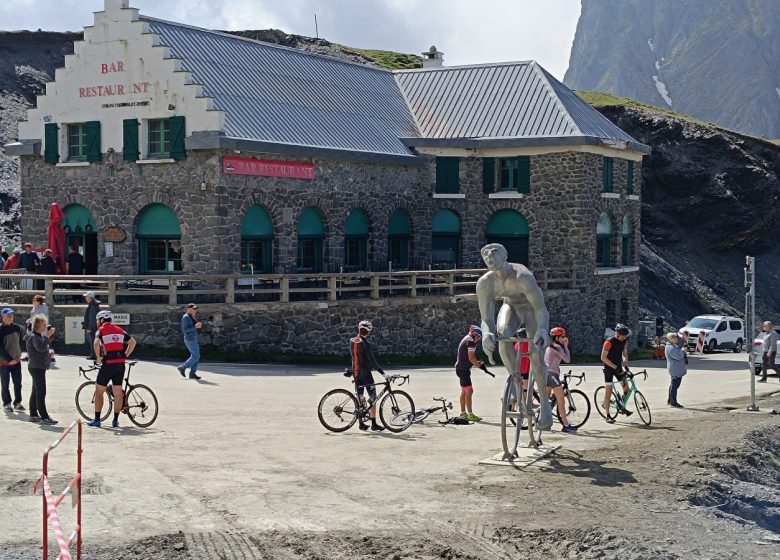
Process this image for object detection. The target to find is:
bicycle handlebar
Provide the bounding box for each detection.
[564,371,586,385]
[623,369,648,381]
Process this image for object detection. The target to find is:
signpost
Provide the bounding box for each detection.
[745,256,758,412]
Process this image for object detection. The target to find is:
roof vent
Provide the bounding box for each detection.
[422,45,444,68]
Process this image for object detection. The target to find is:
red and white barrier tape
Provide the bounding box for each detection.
[41,476,73,560]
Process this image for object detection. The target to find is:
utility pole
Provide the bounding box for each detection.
[745,255,758,411]
[314,14,319,39]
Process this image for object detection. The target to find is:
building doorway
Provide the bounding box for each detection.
[62,204,98,274]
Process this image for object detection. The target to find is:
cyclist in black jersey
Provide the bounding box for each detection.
[350,320,386,431]
[600,323,632,424]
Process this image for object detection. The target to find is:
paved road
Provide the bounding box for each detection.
[0,351,775,546]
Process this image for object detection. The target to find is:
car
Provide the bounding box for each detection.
[681,315,744,353]
[752,326,780,377]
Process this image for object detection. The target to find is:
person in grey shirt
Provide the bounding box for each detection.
[83,291,100,360]
[759,321,779,382]
[665,333,687,407]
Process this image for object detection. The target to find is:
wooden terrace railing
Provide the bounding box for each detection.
[0,267,578,307]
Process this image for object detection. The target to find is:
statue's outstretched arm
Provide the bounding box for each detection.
[523,275,550,348]
[476,276,497,358]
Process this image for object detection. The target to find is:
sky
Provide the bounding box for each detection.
[0,0,582,79]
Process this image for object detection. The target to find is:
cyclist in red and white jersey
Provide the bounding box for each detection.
[88,310,136,428]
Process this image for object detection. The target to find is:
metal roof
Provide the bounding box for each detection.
[395,62,648,152]
[139,18,647,158]
[142,17,420,161]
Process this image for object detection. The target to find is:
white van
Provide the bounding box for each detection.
[681,315,744,353]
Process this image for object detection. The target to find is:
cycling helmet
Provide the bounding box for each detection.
[358,320,373,332]
[615,323,631,336]
[96,310,113,322]
[469,325,482,338]
[550,326,566,338]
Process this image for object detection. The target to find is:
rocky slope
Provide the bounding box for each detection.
[565,0,780,139]
[2,29,779,330]
[582,93,780,327]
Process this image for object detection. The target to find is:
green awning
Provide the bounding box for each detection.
[486,209,528,236]
[388,209,410,236]
[432,209,461,234]
[62,204,96,231]
[241,205,274,238]
[137,204,181,237]
[345,209,369,236]
[597,212,612,235]
[297,207,324,237]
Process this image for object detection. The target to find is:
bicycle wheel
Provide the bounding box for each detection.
[318,389,359,432]
[633,391,652,426]
[124,384,159,428]
[560,389,591,429]
[517,391,542,428]
[379,390,415,433]
[593,386,618,420]
[75,381,112,422]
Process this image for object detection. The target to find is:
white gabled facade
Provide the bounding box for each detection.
[17,0,223,159]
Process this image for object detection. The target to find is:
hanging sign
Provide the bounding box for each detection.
[222,156,315,180]
[104,227,127,242]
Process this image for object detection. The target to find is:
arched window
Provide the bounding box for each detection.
[297,207,325,272]
[388,209,411,270]
[136,204,182,274]
[596,212,613,268]
[62,204,98,274]
[344,209,369,271]
[485,209,529,265]
[621,214,633,266]
[241,205,274,273]
[431,209,461,269]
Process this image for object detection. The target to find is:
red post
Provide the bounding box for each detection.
[77,421,82,560]
[42,450,49,560]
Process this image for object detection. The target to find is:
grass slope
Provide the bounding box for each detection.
[337,45,421,70]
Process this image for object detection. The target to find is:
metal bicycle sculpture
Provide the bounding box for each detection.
[477,243,554,459]
[493,329,547,457]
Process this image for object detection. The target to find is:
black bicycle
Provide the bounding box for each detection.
[511,371,592,430]
[318,371,415,433]
[75,361,159,428]
[411,397,453,424]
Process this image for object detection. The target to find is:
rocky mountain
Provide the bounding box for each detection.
[2,29,779,331]
[579,92,780,328]
[565,0,780,139]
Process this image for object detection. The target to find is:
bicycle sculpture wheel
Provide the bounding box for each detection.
[498,334,543,459]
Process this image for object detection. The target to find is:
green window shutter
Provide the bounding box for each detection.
[482,158,495,193]
[602,157,614,193]
[123,119,139,161]
[169,116,186,160]
[435,157,459,194]
[627,161,634,195]
[517,156,531,193]
[44,123,59,164]
[86,121,101,162]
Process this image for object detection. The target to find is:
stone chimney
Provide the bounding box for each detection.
[104,0,130,13]
[421,45,444,68]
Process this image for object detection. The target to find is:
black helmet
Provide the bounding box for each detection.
[615,323,631,336]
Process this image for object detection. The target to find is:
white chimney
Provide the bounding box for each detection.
[421,45,444,68]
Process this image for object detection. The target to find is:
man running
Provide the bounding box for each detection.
[350,320,385,432]
[88,310,136,428]
[455,325,485,422]
[600,323,632,424]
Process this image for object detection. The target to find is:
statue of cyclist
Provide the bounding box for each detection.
[476,243,554,430]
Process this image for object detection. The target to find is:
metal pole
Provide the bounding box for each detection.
[746,256,759,411]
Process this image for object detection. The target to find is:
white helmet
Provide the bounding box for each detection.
[358,320,373,332]
[96,310,113,322]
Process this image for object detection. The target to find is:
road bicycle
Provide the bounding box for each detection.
[594,368,651,426]
[410,397,453,424]
[75,361,159,427]
[318,371,415,433]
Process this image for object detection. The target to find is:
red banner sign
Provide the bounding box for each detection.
[222,156,316,180]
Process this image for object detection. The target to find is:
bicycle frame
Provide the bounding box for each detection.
[608,370,646,410]
[353,375,409,415]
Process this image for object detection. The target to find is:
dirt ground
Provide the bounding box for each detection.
[0,352,778,559]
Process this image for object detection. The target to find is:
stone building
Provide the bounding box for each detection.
[4,0,649,354]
